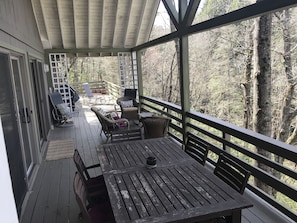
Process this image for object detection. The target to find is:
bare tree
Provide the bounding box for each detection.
[252,10,273,194]
[242,24,254,129]
[271,9,297,195]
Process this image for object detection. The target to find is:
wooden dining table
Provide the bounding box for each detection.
[97,137,253,223]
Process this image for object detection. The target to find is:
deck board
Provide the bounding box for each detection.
[20,103,293,223]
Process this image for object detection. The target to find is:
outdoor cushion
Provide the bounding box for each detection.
[56,103,70,115]
[120,100,134,108]
[110,112,127,127]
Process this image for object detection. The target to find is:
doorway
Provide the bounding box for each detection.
[29,60,48,149]
[0,52,27,215]
[10,56,38,176]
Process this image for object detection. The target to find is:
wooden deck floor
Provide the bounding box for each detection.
[21,103,107,223]
[20,103,293,223]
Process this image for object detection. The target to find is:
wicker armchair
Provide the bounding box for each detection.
[141,116,171,139]
[116,96,139,121]
[91,107,141,143]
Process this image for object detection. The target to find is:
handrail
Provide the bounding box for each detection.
[70,80,120,99]
[140,95,297,222]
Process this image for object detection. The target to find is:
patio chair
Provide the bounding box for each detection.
[116,96,139,121]
[141,115,171,139]
[73,171,115,223]
[48,91,73,127]
[91,107,142,143]
[185,134,210,166]
[82,82,105,105]
[124,88,137,99]
[73,149,108,203]
[214,153,251,194]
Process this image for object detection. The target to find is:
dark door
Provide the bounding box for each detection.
[29,60,47,149]
[0,52,27,216]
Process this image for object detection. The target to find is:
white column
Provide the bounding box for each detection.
[0,116,19,223]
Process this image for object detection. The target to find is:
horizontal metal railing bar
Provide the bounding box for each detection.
[187,111,297,163]
[168,133,182,143]
[186,113,297,205]
[140,102,182,124]
[187,122,297,180]
[248,185,297,222]
[140,96,181,113]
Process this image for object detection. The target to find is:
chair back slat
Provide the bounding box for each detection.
[214,153,251,194]
[73,171,92,222]
[185,134,209,165]
[73,149,91,181]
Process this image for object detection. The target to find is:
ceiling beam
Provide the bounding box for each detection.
[45,47,131,54]
[56,0,64,48]
[39,0,52,48]
[88,0,91,48]
[73,0,78,48]
[131,0,146,47]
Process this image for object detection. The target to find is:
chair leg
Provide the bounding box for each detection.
[78,212,83,219]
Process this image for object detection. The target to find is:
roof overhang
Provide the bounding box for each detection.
[31,0,160,57]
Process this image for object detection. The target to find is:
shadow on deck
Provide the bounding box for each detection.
[20,101,293,223]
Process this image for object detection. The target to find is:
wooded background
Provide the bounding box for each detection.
[141,0,297,206]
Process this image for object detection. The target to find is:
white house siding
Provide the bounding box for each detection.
[0,0,49,219]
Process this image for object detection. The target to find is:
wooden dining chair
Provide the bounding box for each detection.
[73,149,107,201]
[214,153,251,194]
[73,149,104,189]
[185,134,210,166]
[73,171,115,223]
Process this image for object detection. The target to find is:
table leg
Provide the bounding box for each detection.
[229,210,241,223]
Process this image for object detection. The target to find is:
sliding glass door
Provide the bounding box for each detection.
[10,56,35,175]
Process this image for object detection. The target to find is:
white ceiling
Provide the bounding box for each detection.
[31,0,161,56]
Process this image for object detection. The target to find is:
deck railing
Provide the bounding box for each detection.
[140,95,297,222]
[71,81,120,99]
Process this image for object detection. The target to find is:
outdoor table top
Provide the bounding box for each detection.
[97,137,193,173]
[97,138,253,223]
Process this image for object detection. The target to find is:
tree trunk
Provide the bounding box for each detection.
[272,9,297,196]
[242,24,254,129]
[165,52,176,103]
[252,12,273,195]
[164,2,179,104]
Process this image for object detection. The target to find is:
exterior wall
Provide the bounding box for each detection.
[0,0,49,218]
[0,117,19,223]
[0,0,43,53]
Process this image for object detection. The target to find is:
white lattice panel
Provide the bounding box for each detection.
[118,52,138,96]
[49,53,72,110]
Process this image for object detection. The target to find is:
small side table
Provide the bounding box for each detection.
[138,112,154,119]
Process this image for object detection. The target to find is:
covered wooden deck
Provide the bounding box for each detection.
[20,102,293,223]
